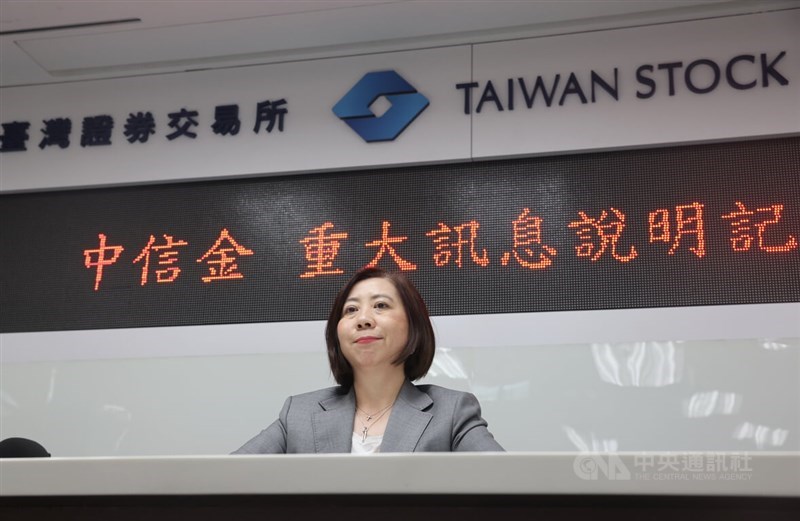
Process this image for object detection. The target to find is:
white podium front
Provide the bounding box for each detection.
[2,453,798,520]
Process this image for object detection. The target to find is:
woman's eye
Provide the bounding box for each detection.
[375,302,388,309]
[344,306,357,314]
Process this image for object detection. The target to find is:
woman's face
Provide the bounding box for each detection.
[337,277,409,374]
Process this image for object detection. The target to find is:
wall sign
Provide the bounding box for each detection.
[1,137,797,333]
[333,70,429,142]
[2,12,796,193]
[0,99,288,153]
[457,52,788,114]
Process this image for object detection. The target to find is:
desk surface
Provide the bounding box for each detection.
[1,452,798,497]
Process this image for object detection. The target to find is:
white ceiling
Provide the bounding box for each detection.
[0,0,797,88]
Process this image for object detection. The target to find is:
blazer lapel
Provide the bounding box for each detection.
[381,381,433,453]
[313,388,356,453]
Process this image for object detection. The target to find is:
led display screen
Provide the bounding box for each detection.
[1,137,798,333]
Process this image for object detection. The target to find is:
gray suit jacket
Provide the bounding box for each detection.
[233,380,504,453]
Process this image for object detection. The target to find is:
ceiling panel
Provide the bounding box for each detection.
[1,0,797,87]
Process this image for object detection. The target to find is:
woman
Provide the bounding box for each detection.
[234,267,503,453]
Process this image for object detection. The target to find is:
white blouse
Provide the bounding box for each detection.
[351,432,383,454]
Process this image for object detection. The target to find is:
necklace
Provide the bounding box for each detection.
[356,403,394,443]
[357,402,393,422]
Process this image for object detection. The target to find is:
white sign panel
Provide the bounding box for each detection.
[0,46,471,192]
[469,11,800,158]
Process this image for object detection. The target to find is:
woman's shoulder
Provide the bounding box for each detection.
[288,385,349,404]
[411,383,474,401]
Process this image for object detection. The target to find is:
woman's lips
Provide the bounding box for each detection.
[355,336,380,344]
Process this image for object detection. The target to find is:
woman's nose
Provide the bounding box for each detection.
[356,312,373,329]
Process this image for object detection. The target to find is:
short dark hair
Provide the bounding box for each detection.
[325,267,435,388]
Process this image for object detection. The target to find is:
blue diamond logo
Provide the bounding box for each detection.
[333,70,429,143]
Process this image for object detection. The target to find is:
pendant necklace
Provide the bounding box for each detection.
[357,403,394,443]
[357,402,393,422]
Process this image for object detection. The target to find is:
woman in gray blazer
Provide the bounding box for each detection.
[234,267,503,454]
